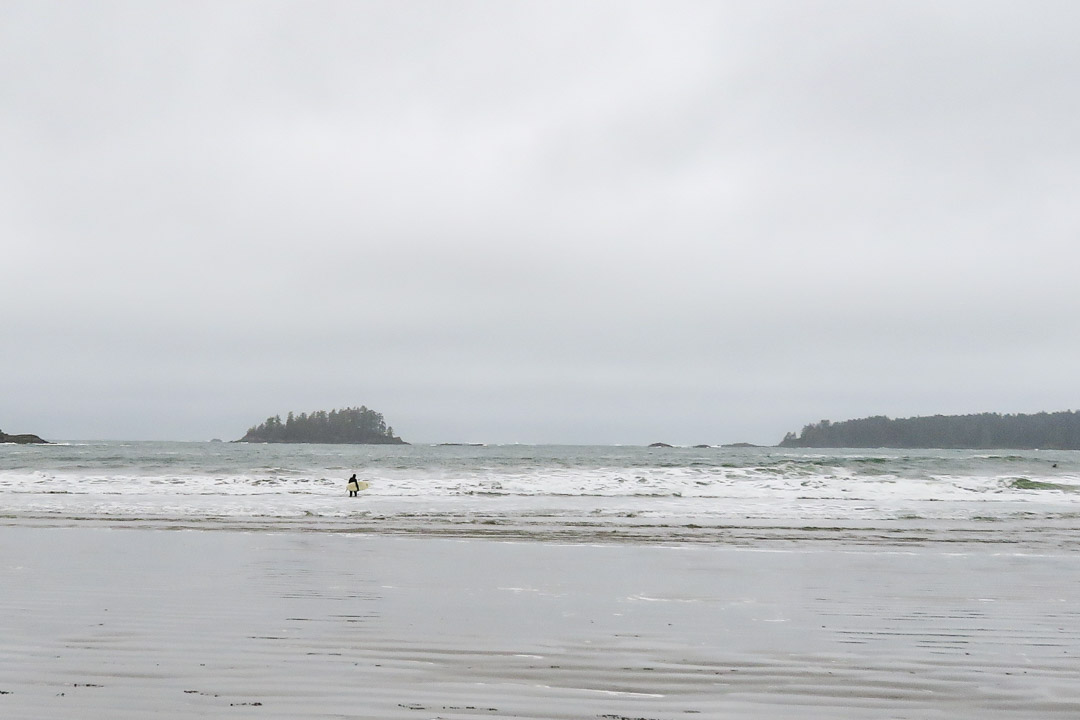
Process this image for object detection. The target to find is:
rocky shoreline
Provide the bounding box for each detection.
[0,430,48,444]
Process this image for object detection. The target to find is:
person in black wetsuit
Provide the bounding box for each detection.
[347,473,360,497]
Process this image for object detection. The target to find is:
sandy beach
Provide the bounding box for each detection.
[2,526,1079,719]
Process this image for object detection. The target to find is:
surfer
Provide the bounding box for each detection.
[346,473,360,497]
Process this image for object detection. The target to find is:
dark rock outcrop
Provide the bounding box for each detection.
[0,430,49,444]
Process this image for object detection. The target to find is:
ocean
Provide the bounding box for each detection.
[5,442,1080,718]
[3,442,1079,547]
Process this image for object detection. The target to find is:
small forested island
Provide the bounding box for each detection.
[0,429,48,444]
[237,406,406,444]
[779,410,1080,450]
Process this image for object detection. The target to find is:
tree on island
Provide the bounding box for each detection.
[778,410,1080,450]
[238,406,406,444]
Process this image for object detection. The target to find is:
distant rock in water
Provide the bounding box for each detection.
[648,442,674,448]
[722,442,759,448]
[779,410,1080,450]
[237,406,407,444]
[0,430,49,444]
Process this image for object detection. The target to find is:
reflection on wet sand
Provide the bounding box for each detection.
[1,528,1079,718]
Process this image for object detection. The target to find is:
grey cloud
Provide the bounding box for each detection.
[3,1,1080,442]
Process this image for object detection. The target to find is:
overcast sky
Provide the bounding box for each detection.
[3,1,1079,444]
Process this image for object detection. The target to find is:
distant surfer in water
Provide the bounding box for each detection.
[347,474,360,497]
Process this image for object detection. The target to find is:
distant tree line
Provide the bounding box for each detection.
[238,406,405,444]
[779,411,1080,450]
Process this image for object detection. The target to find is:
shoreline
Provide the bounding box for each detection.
[3,527,1079,718]
[3,510,1080,552]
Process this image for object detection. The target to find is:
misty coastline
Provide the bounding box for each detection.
[780,410,1080,450]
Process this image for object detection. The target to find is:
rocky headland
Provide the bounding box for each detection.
[0,430,49,444]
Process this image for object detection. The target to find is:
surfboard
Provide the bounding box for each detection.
[354,481,370,491]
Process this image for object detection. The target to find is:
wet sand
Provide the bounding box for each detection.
[2,527,1079,718]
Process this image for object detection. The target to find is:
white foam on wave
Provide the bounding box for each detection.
[3,444,1080,535]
